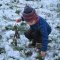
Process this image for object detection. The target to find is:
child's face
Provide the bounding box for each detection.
[26,20,36,25]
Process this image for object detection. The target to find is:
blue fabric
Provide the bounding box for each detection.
[30,16,51,51]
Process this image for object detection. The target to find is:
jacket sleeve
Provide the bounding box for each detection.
[40,24,48,52]
[24,29,33,39]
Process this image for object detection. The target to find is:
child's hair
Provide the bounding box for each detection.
[22,5,39,22]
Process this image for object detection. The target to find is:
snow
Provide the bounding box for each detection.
[5,44,13,51]
[1,0,10,4]
[7,50,20,59]
[4,30,15,38]
[0,55,4,60]
[0,0,60,60]
[20,35,29,45]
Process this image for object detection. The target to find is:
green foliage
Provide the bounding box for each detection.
[57,4,60,12]
[26,0,41,1]
[0,35,2,39]
[15,10,21,15]
[14,0,16,2]
[57,9,60,12]
[13,38,17,46]
[13,25,18,30]
[5,25,13,30]
[14,0,19,3]
[26,0,34,1]
[13,24,27,33]
[56,26,60,28]
[5,3,9,6]
[48,39,52,43]
[40,5,43,8]
[9,6,13,9]
[5,21,33,37]
[0,48,6,54]
[5,22,27,35]
[3,16,7,20]
[25,50,32,57]
[21,22,26,26]
[12,46,24,51]
[5,26,9,30]
[53,53,58,57]
[56,25,60,30]
[0,4,2,6]
[57,13,60,18]
[55,57,60,60]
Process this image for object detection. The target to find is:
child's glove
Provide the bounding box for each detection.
[40,51,46,57]
[16,19,22,23]
[16,17,24,23]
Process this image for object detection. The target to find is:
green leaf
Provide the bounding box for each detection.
[0,4,2,6]
[25,50,32,57]
[12,46,24,51]
[0,35,2,39]
[15,10,21,15]
[0,48,6,54]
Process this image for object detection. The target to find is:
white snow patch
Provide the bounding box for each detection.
[7,50,20,59]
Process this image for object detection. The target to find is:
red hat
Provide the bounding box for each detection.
[22,5,39,22]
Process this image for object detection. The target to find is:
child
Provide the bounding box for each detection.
[16,5,51,57]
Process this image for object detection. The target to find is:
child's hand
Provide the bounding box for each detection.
[40,51,46,57]
[16,19,22,23]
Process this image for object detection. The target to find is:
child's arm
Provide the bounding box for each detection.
[40,23,48,57]
[40,24,51,57]
[16,17,24,23]
[16,19,22,23]
[41,25,48,52]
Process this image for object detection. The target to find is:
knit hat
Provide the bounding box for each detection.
[22,5,39,22]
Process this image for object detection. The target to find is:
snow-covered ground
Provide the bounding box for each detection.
[0,0,60,60]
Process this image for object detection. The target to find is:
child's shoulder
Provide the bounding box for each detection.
[39,16,47,25]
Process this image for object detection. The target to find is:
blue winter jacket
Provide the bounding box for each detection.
[30,16,51,51]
